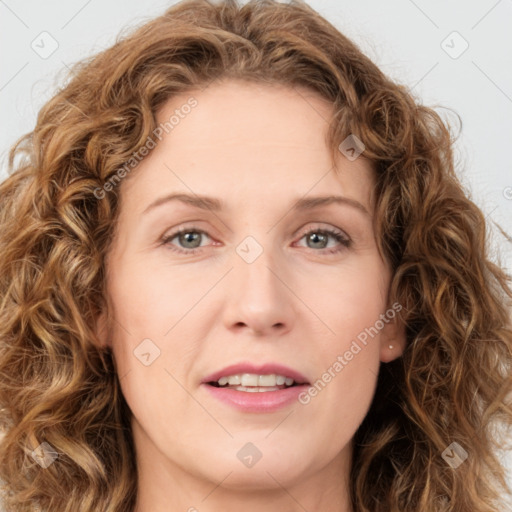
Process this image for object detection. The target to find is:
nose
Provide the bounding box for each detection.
[222,246,295,337]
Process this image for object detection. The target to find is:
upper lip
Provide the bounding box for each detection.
[201,362,310,385]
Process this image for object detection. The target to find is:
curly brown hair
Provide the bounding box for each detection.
[1,0,511,511]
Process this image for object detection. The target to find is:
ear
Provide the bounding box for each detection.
[94,308,111,350]
[379,312,407,363]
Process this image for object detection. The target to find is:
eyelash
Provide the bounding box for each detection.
[161,225,351,255]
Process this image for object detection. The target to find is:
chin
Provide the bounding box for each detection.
[197,445,309,488]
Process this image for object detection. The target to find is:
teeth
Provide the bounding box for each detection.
[258,374,276,386]
[242,374,259,386]
[216,373,296,387]
[235,386,281,392]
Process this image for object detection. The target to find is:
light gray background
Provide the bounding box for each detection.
[0,0,511,506]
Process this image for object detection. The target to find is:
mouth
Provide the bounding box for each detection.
[207,380,304,392]
[200,362,310,407]
[202,371,311,412]
[205,372,310,393]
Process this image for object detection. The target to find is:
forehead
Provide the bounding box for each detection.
[120,79,375,215]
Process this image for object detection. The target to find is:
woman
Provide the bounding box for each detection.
[0,1,511,511]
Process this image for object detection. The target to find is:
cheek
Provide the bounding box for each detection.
[301,254,388,402]
[307,254,389,342]
[106,254,214,386]
[106,259,200,431]
[301,288,383,447]
[107,254,197,335]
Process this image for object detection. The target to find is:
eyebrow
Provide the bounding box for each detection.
[142,192,370,216]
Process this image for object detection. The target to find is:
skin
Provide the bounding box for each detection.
[95,79,406,512]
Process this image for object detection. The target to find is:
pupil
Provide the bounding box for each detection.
[181,232,201,248]
[309,232,327,249]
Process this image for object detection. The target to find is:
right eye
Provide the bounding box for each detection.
[161,226,213,254]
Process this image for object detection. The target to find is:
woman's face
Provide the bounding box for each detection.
[96,79,405,506]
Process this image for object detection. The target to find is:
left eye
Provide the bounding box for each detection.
[161,226,351,255]
[295,228,351,253]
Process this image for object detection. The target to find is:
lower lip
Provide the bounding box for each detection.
[201,384,310,413]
